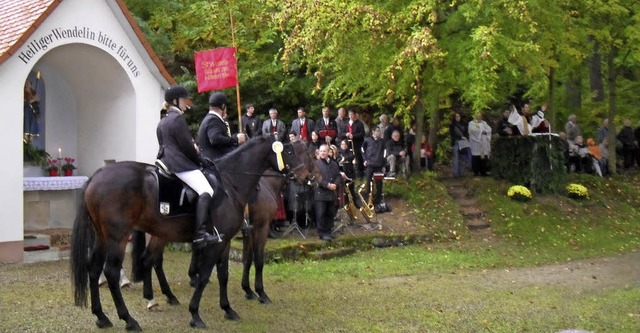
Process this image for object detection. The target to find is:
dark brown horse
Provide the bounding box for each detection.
[240,170,289,304]
[70,136,317,331]
[130,146,319,309]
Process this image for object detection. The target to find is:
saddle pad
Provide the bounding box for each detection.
[155,169,196,217]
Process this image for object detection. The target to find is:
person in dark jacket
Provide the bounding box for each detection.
[362,127,386,209]
[316,106,338,145]
[337,109,366,178]
[313,144,343,240]
[385,130,409,178]
[156,85,223,246]
[450,112,469,177]
[198,92,247,161]
[617,119,636,170]
[241,103,262,138]
[290,107,315,143]
[338,139,360,208]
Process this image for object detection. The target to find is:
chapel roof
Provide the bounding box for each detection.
[0,0,174,84]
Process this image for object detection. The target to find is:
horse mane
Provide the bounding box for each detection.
[214,135,275,169]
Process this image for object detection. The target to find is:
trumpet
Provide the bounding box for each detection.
[357,181,376,223]
[343,180,359,222]
[348,139,357,165]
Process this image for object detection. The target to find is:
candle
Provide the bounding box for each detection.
[58,148,62,159]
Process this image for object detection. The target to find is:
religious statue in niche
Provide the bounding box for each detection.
[23,71,45,147]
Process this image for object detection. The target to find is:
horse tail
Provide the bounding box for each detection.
[70,183,94,308]
[130,230,147,282]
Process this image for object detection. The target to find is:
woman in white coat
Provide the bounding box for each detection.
[468,113,492,176]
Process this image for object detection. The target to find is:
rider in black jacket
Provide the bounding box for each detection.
[156,85,222,247]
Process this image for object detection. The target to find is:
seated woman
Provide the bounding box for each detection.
[568,136,591,173]
[587,138,604,177]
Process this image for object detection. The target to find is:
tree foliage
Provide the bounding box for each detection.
[125,0,639,162]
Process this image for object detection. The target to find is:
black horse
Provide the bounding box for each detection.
[70,136,317,330]
[130,146,319,309]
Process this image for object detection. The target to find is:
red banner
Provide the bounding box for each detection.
[194,47,237,92]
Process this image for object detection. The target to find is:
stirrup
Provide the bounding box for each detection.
[242,217,253,232]
[193,226,224,244]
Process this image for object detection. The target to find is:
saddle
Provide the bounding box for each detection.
[150,161,227,218]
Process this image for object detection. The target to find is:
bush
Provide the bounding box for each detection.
[491,136,566,193]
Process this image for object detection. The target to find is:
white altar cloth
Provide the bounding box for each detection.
[23,176,89,191]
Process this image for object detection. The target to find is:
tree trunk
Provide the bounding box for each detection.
[607,47,618,175]
[428,100,443,166]
[565,68,582,116]
[412,99,425,173]
[588,37,605,103]
[548,67,556,131]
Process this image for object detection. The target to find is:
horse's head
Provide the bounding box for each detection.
[277,140,321,187]
[293,140,322,187]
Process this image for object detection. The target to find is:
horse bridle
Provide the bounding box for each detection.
[217,144,316,186]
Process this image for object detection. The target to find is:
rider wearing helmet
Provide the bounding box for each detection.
[156,85,222,246]
[197,92,247,160]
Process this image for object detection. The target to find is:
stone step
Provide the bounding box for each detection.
[307,247,357,260]
[467,218,491,230]
[456,198,478,207]
[24,234,51,248]
[460,206,484,218]
[23,247,61,264]
[448,187,470,199]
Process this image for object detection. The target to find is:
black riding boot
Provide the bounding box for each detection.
[193,193,223,246]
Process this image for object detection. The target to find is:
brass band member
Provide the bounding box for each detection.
[362,127,385,212]
[314,144,343,240]
[338,109,365,178]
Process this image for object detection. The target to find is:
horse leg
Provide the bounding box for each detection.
[254,224,272,304]
[217,246,240,320]
[139,244,157,310]
[104,242,141,331]
[188,243,199,288]
[88,243,113,328]
[187,246,218,328]
[241,229,258,300]
[153,245,180,305]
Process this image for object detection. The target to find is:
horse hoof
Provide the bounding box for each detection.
[125,320,142,331]
[189,318,207,328]
[244,292,258,300]
[167,296,180,305]
[224,310,240,321]
[259,296,272,304]
[95,318,113,328]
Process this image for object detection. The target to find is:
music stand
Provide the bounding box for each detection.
[332,209,356,236]
[280,193,310,239]
[280,215,306,239]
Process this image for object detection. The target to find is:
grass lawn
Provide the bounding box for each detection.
[0,172,638,332]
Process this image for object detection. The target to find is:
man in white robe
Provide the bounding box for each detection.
[468,113,492,176]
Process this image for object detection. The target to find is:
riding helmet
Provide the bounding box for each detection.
[164,85,189,104]
[208,92,229,109]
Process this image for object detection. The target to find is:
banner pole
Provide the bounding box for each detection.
[229,9,243,133]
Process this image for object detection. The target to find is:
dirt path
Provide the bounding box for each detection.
[467,250,640,290]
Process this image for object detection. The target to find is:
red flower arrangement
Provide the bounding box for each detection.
[61,157,76,171]
[45,159,59,176]
[61,157,76,176]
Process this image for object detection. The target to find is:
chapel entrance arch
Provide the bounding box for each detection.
[31,43,136,175]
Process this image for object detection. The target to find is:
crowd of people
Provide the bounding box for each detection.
[157,85,435,241]
[451,101,640,178]
[562,116,640,177]
[158,84,640,241]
